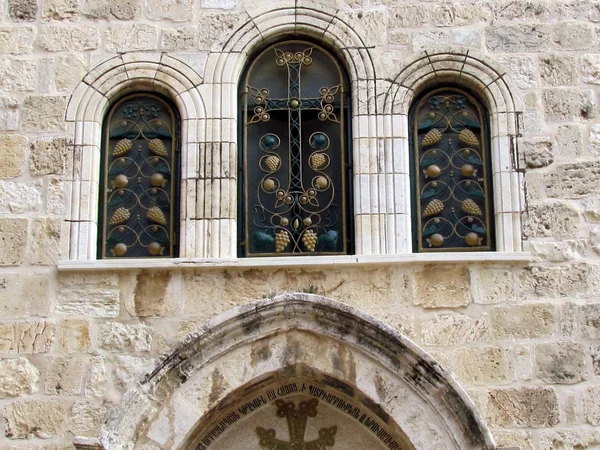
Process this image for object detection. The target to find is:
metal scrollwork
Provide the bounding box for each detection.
[414,89,493,251]
[100,95,178,258]
[242,41,349,256]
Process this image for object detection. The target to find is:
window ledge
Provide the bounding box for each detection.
[57,252,531,271]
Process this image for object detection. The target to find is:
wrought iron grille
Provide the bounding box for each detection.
[99,94,179,258]
[241,41,350,256]
[412,88,493,252]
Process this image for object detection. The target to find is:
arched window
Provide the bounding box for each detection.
[239,40,352,257]
[98,94,180,258]
[411,88,494,252]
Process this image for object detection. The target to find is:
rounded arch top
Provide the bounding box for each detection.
[99,293,496,450]
[66,52,206,125]
[384,48,523,122]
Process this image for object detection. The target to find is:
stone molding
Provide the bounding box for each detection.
[99,293,497,450]
[63,4,524,261]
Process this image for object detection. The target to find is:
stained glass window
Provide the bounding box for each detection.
[411,88,494,252]
[99,94,179,258]
[240,41,351,256]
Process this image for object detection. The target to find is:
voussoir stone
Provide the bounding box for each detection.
[0,134,27,179]
[490,303,555,339]
[0,357,39,397]
[546,161,600,198]
[486,387,559,427]
[535,341,586,384]
[0,218,28,266]
[99,322,152,352]
[3,399,66,439]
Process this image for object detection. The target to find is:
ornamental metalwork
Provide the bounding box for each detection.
[412,89,493,251]
[241,41,349,256]
[256,399,337,449]
[99,95,179,258]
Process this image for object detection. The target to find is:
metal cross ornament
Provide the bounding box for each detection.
[255,399,337,450]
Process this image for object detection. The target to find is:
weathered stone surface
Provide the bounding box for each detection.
[515,344,532,381]
[0,321,55,354]
[0,59,37,93]
[529,240,586,262]
[579,304,600,338]
[470,268,516,304]
[38,25,100,51]
[451,346,514,385]
[3,399,66,439]
[69,400,110,438]
[524,201,580,238]
[45,356,85,395]
[31,218,61,265]
[581,54,600,85]
[197,11,245,51]
[546,161,600,198]
[494,0,550,20]
[54,53,87,92]
[486,387,559,427]
[57,287,120,318]
[522,137,553,168]
[0,358,39,397]
[113,355,156,386]
[521,264,593,298]
[133,271,178,317]
[493,431,534,450]
[105,24,158,52]
[490,304,555,339]
[561,302,578,337]
[431,2,492,26]
[535,342,586,383]
[592,344,600,376]
[0,181,41,214]
[421,314,490,346]
[0,97,19,130]
[0,135,27,179]
[22,96,67,132]
[55,319,91,354]
[584,197,600,222]
[42,0,79,21]
[84,356,106,397]
[413,265,470,308]
[486,23,551,52]
[99,322,152,352]
[160,26,196,51]
[0,27,35,54]
[539,430,600,450]
[543,88,595,122]
[585,386,600,425]
[540,54,578,86]
[590,123,600,156]
[554,124,583,160]
[46,176,67,216]
[0,218,28,266]
[337,10,387,47]
[552,22,594,50]
[451,29,482,48]
[556,0,600,22]
[145,0,194,21]
[0,273,51,318]
[591,227,600,255]
[389,5,428,27]
[8,0,37,21]
[81,0,140,19]
[497,55,537,89]
[412,31,451,52]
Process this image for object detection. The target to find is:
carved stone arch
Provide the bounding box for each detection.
[99,294,496,450]
[63,53,206,261]
[382,48,525,253]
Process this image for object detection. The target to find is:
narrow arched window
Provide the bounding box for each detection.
[411,88,494,252]
[239,41,352,256]
[99,94,180,258]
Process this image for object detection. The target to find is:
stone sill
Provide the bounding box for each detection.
[57,252,531,271]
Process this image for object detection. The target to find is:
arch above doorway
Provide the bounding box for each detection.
[99,293,496,449]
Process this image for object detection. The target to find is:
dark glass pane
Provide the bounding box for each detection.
[413,89,493,252]
[99,95,179,258]
[241,41,349,256]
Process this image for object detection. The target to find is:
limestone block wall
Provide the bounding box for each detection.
[0,0,599,449]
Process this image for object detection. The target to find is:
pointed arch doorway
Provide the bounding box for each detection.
[98,294,496,450]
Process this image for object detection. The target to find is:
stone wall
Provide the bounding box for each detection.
[0,0,599,449]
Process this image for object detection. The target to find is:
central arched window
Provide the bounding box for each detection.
[239,41,352,257]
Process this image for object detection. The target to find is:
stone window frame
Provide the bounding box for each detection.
[61,7,525,265]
